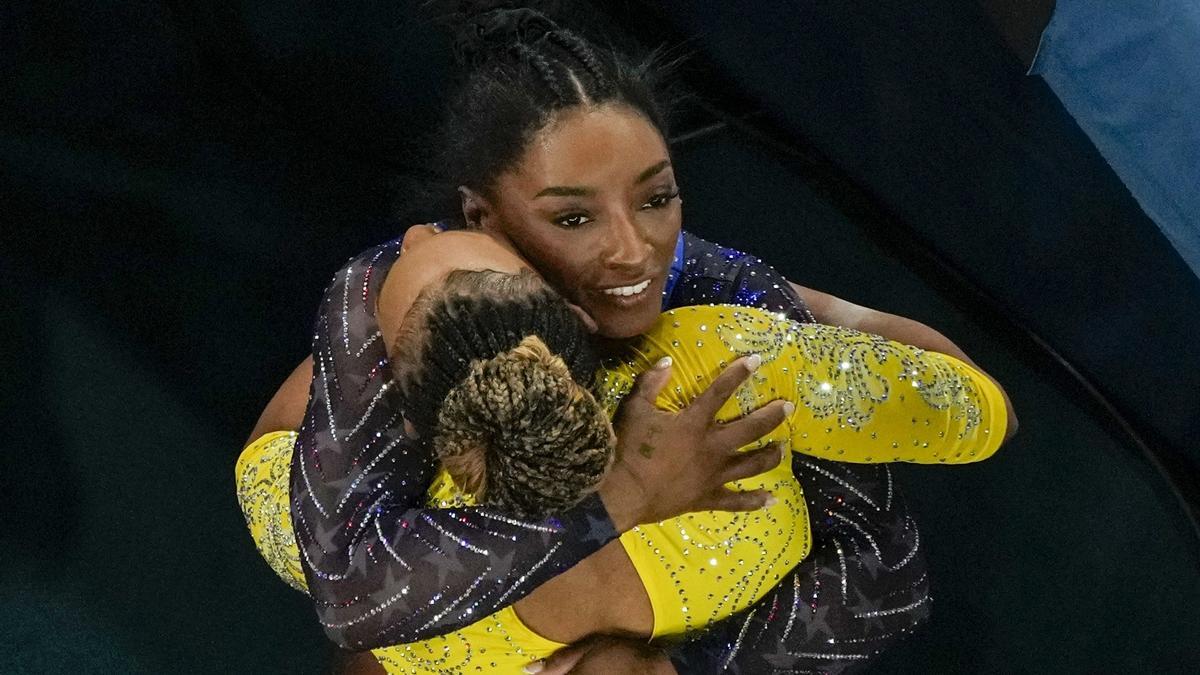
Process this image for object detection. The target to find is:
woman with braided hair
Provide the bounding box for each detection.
[239,230,1013,674]
[242,4,1018,672]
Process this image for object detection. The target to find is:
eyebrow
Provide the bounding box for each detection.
[533,160,672,199]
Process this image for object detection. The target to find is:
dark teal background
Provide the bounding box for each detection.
[3,1,1198,672]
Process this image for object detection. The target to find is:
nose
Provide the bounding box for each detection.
[601,208,651,271]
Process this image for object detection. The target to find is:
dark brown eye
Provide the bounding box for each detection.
[555,213,591,228]
[642,189,681,209]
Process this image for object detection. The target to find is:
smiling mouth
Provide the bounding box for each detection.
[599,279,652,297]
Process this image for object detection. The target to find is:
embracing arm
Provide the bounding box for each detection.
[794,283,1018,442]
[245,356,312,446]
[285,240,625,650]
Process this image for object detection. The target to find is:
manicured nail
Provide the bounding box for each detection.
[763,495,779,508]
[745,354,762,372]
[655,356,673,370]
[523,660,545,674]
[783,401,795,416]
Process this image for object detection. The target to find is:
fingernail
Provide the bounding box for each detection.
[655,356,673,370]
[523,661,545,674]
[745,354,762,372]
[764,495,779,508]
[783,401,795,416]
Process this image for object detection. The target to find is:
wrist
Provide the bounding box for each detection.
[597,462,647,532]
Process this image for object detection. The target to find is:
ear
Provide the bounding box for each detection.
[458,186,495,230]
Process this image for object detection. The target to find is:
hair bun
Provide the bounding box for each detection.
[452,6,559,66]
[435,335,615,520]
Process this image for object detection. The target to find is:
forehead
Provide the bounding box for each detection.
[509,104,670,187]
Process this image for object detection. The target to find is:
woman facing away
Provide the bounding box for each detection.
[238,230,1012,674]
[245,6,1018,672]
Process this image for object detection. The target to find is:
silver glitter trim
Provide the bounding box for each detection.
[496,542,563,605]
[322,586,411,630]
[415,571,489,633]
[830,512,888,565]
[344,380,394,441]
[781,570,803,641]
[788,651,871,661]
[297,434,330,519]
[374,514,413,571]
[476,510,560,533]
[796,460,879,510]
[355,330,383,358]
[719,608,758,672]
[341,265,353,353]
[336,437,398,513]
[853,593,930,619]
[421,514,491,556]
[835,542,849,602]
[884,465,894,511]
[296,530,351,581]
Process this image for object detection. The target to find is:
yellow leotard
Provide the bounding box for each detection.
[236,305,1007,673]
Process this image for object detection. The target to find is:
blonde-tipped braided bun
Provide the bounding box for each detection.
[436,335,614,519]
[390,268,610,519]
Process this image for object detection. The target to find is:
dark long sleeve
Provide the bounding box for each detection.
[290,238,619,650]
[667,459,930,674]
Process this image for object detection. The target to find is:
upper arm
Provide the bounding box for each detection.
[791,283,873,328]
[245,356,313,447]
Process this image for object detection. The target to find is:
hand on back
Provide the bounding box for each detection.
[598,354,790,530]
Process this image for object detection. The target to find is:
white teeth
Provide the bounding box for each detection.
[601,279,651,297]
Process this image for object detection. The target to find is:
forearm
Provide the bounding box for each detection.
[246,356,312,447]
[512,542,653,644]
[793,282,1017,440]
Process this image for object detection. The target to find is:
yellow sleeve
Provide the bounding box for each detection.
[595,306,1006,464]
[776,323,1007,464]
[235,430,309,593]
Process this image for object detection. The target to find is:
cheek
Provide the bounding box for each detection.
[517,234,596,296]
[530,239,595,285]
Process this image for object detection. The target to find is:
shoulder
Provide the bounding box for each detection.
[672,231,815,322]
[321,236,406,305]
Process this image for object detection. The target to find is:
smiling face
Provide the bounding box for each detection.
[469,103,682,339]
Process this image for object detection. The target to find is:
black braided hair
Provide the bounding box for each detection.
[390,269,592,434]
[390,268,610,518]
[412,2,681,223]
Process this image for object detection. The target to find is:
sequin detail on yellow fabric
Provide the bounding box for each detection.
[236,431,307,592]
[597,306,1004,465]
[237,434,564,674]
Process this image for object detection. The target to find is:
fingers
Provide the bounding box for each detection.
[689,354,761,421]
[702,487,777,512]
[712,399,794,450]
[717,442,785,485]
[527,641,591,675]
[627,356,673,408]
[399,223,440,254]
